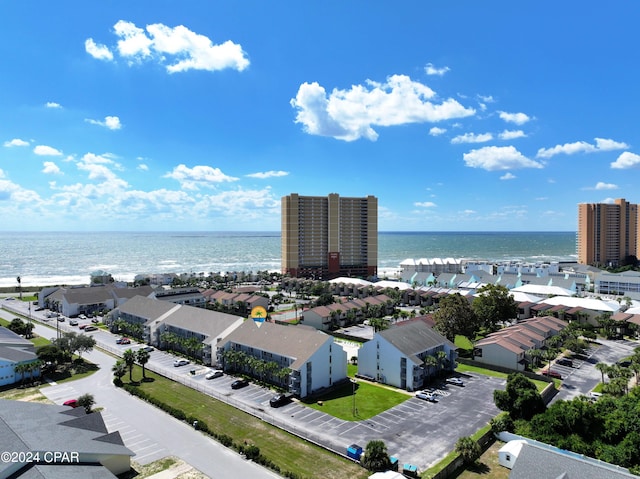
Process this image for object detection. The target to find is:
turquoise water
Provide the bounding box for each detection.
[0,231,576,287]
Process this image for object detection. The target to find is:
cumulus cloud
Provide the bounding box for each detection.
[76,153,127,186]
[424,63,450,76]
[246,170,289,179]
[137,164,149,171]
[85,38,114,61]
[589,182,618,190]
[85,116,122,130]
[500,172,516,180]
[463,146,544,171]
[164,164,238,190]
[451,132,493,144]
[42,162,62,175]
[290,75,475,141]
[88,20,249,73]
[3,138,29,147]
[45,102,61,109]
[537,137,629,159]
[499,130,526,140]
[414,201,437,208]
[34,145,63,156]
[498,111,530,125]
[429,127,446,136]
[611,151,640,169]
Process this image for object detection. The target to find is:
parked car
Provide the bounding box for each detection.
[57,317,65,322]
[446,377,464,386]
[174,359,190,367]
[205,369,223,380]
[78,314,87,320]
[556,358,574,367]
[78,324,88,330]
[69,319,78,326]
[63,399,78,408]
[116,337,131,345]
[84,325,98,332]
[141,346,154,353]
[231,378,249,389]
[541,369,562,379]
[269,392,292,408]
[416,391,438,402]
[91,317,100,324]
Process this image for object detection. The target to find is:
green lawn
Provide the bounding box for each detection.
[303,379,410,420]
[456,363,550,392]
[122,366,368,479]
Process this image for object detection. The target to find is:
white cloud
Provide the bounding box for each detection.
[500,172,516,180]
[42,162,62,175]
[424,63,450,76]
[246,170,289,179]
[291,75,475,141]
[463,146,544,171]
[45,102,61,109]
[137,164,149,171]
[76,153,127,186]
[34,145,63,156]
[611,151,640,169]
[477,95,494,103]
[3,138,29,147]
[592,182,618,190]
[463,209,476,215]
[164,164,238,190]
[429,127,446,136]
[85,38,114,61]
[451,132,493,144]
[86,116,122,130]
[537,137,629,159]
[498,111,530,125]
[90,20,250,73]
[499,130,526,140]
[414,201,437,208]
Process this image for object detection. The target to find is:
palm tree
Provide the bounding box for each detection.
[77,393,95,414]
[136,348,151,380]
[122,349,136,382]
[595,362,610,384]
[436,350,448,376]
[455,436,481,465]
[112,360,127,384]
[14,362,28,384]
[423,355,438,383]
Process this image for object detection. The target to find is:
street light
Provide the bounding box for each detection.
[351,379,357,417]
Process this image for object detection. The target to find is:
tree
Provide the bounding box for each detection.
[77,393,95,413]
[8,318,26,335]
[433,293,480,342]
[595,362,610,384]
[455,436,481,465]
[472,284,518,332]
[112,360,127,385]
[136,348,151,379]
[361,440,391,472]
[494,372,546,420]
[14,362,28,384]
[423,355,438,382]
[122,349,136,382]
[70,334,96,359]
[37,344,66,365]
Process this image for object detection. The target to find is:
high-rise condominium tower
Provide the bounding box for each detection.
[281,193,378,279]
[577,198,639,266]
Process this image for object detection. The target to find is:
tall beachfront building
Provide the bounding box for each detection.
[577,198,639,266]
[281,193,378,279]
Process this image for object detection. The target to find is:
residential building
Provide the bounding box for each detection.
[578,198,639,266]
[357,321,457,391]
[40,284,154,317]
[281,193,378,280]
[217,321,347,398]
[595,270,640,295]
[154,287,206,307]
[0,327,40,386]
[0,399,134,477]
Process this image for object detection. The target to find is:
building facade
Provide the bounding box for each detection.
[578,198,639,266]
[281,193,378,280]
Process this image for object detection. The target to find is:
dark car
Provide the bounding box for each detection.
[116,337,131,345]
[269,393,292,407]
[542,369,562,379]
[557,358,573,367]
[84,325,98,332]
[231,378,249,389]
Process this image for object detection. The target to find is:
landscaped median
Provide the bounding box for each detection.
[118,365,368,479]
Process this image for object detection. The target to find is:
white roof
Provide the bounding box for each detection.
[369,472,405,479]
[541,295,620,313]
[511,284,573,297]
[328,277,372,286]
[510,291,543,303]
[499,440,528,456]
[375,280,413,290]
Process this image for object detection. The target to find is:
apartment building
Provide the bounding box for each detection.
[281,193,378,279]
[578,198,639,266]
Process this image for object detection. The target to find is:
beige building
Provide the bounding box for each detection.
[281,193,378,279]
[577,198,639,266]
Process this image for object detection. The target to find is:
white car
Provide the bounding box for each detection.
[416,391,438,402]
[205,369,223,380]
[173,359,190,367]
[446,377,464,386]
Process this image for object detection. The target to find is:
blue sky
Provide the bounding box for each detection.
[1,2,639,232]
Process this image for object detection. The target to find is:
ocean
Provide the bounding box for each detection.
[0,231,577,288]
